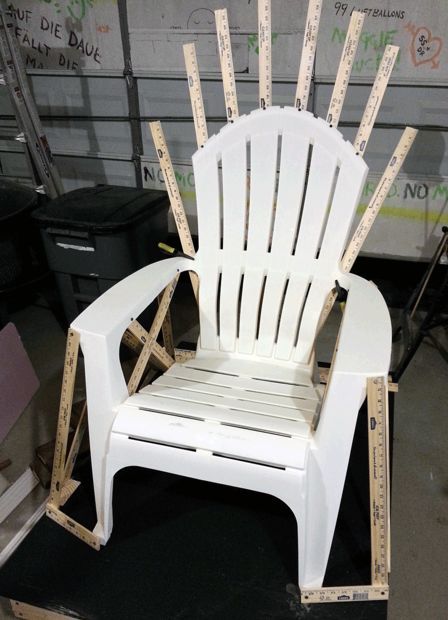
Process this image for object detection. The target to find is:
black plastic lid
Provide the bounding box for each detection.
[32,185,169,233]
[0,180,38,222]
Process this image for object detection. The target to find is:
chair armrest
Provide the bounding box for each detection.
[71,256,196,340]
[333,273,392,377]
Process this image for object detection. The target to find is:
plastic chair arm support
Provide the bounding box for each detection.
[333,273,392,377]
[71,256,196,341]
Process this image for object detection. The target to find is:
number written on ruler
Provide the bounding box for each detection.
[327,10,364,127]
[295,0,322,110]
[367,376,389,585]
[215,8,239,121]
[183,43,208,148]
[354,44,399,155]
[342,126,418,272]
[149,121,195,257]
[258,0,272,109]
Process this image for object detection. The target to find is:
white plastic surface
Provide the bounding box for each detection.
[74,107,391,589]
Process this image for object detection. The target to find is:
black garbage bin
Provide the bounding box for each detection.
[0,180,40,290]
[32,185,169,324]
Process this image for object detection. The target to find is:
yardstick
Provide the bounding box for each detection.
[301,585,389,604]
[46,504,100,550]
[317,125,417,332]
[127,274,179,395]
[149,121,199,300]
[326,10,364,127]
[367,376,389,585]
[183,43,208,148]
[258,0,271,109]
[215,8,239,122]
[354,44,399,155]
[48,329,80,507]
[342,126,418,273]
[295,0,322,111]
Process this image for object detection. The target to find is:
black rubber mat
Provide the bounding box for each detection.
[0,403,387,619]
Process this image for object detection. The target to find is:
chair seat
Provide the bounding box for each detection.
[111,359,322,470]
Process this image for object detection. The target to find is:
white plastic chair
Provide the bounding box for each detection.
[72,106,391,589]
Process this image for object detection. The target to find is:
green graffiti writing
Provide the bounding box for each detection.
[39,0,94,21]
[248,33,278,55]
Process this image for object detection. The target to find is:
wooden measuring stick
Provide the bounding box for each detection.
[258,0,272,109]
[215,8,239,122]
[183,43,208,148]
[317,126,417,332]
[127,274,179,395]
[158,293,175,357]
[48,329,80,508]
[149,121,199,301]
[353,45,399,155]
[294,0,322,110]
[63,401,87,484]
[301,376,390,604]
[367,376,389,585]
[301,585,388,604]
[11,599,76,619]
[326,11,364,127]
[343,126,418,273]
[46,504,100,550]
[123,323,174,371]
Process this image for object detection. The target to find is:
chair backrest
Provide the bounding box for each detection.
[193,106,368,364]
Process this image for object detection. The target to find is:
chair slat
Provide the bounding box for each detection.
[237,268,265,355]
[165,364,318,400]
[152,374,317,417]
[256,272,289,358]
[219,265,243,352]
[198,265,220,351]
[293,279,334,363]
[293,144,339,261]
[194,151,221,258]
[270,132,310,257]
[318,159,368,267]
[139,384,313,425]
[275,275,311,360]
[222,136,248,254]
[246,131,279,255]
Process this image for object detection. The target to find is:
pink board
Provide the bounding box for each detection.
[0,323,39,444]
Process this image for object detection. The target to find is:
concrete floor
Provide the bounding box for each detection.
[0,284,447,619]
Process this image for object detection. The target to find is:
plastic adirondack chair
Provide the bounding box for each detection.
[72,106,391,589]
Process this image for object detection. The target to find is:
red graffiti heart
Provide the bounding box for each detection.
[411,27,443,69]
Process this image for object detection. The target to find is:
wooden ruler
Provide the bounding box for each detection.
[215,8,239,122]
[127,274,179,395]
[46,504,100,550]
[295,0,322,111]
[11,599,76,619]
[48,329,80,508]
[258,0,271,109]
[158,293,175,358]
[149,121,198,300]
[301,375,390,604]
[354,45,399,155]
[301,585,388,604]
[46,328,100,550]
[342,126,418,272]
[367,376,389,585]
[317,125,417,331]
[183,43,208,148]
[326,11,364,127]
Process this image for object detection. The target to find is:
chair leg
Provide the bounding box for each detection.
[91,455,116,545]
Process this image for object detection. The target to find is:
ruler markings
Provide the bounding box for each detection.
[326,11,364,127]
[258,0,271,109]
[295,0,322,111]
[354,44,399,155]
[215,8,239,122]
[183,43,208,148]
